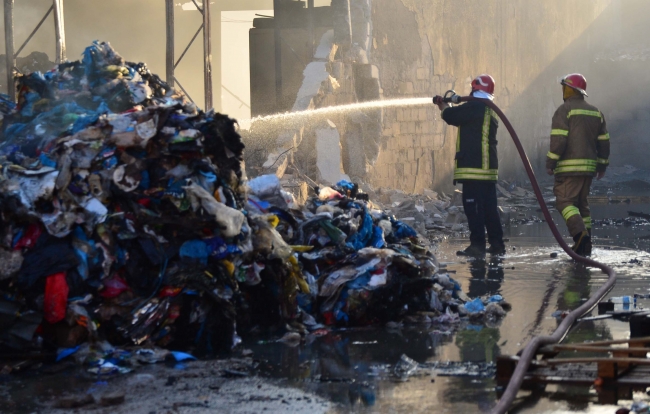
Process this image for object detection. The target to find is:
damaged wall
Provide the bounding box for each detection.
[361,0,617,192]
[273,0,621,192]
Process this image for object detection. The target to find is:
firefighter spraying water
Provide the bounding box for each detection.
[432,75,506,257]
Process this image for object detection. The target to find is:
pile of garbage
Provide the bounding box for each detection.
[0,42,508,360]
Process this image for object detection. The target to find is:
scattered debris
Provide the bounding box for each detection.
[54,394,95,409]
[99,392,126,406]
[393,354,418,381]
[427,361,496,378]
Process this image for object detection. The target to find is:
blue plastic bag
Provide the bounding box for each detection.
[391,219,417,238]
[346,208,373,250]
[56,346,81,362]
[204,237,242,260]
[170,351,197,362]
[347,272,371,290]
[180,240,210,265]
[39,153,57,168]
[336,180,355,191]
[488,295,503,303]
[464,298,485,314]
[370,225,385,248]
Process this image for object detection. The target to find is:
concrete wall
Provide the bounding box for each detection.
[253,0,627,192]
[584,0,650,170]
[360,0,618,192]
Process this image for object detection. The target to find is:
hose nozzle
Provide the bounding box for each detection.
[432,90,462,105]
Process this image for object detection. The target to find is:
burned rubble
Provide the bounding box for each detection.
[0,42,508,379]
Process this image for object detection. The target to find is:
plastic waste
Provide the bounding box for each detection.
[247,174,288,208]
[368,268,388,288]
[0,249,23,280]
[180,240,210,265]
[56,346,81,362]
[429,291,443,311]
[170,351,197,362]
[184,181,245,238]
[277,332,301,347]
[346,209,373,250]
[631,401,649,414]
[488,295,504,303]
[391,219,417,238]
[100,275,129,298]
[436,307,460,324]
[393,354,418,381]
[485,302,506,319]
[335,180,355,191]
[43,272,69,324]
[318,186,343,201]
[609,296,635,304]
[464,298,486,314]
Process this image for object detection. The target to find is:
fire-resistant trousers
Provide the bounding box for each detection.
[462,181,504,248]
[554,175,592,237]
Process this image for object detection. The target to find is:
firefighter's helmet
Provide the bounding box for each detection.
[471,74,495,95]
[561,73,588,96]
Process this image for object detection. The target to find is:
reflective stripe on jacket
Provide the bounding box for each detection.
[442,101,499,183]
[546,96,610,176]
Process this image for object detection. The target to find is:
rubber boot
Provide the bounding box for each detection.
[572,231,591,257]
[487,243,506,256]
[584,229,592,256]
[456,244,486,257]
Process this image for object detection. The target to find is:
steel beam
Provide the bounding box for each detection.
[273,0,282,110]
[213,4,221,112]
[174,24,203,70]
[53,0,66,63]
[15,5,52,59]
[165,0,174,85]
[4,0,15,99]
[213,0,272,12]
[203,0,213,111]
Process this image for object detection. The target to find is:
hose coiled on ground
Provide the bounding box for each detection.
[445,96,617,414]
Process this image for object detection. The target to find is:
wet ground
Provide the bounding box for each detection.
[245,202,650,414]
[3,203,650,413]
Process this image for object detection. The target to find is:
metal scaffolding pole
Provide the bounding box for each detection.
[213,4,221,112]
[273,0,282,109]
[203,0,213,111]
[4,0,15,99]
[167,1,268,111]
[15,5,52,58]
[53,0,66,63]
[165,0,174,85]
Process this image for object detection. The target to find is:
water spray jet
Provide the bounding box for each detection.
[239,97,432,130]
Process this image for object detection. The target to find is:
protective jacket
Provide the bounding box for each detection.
[441,101,499,183]
[546,96,610,176]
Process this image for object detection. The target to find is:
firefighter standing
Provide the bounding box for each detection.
[546,73,610,257]
[434,74,505,257]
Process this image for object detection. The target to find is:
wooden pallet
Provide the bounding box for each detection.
[496,337,650,404]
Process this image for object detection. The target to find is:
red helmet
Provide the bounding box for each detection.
[561,73,587,96]
[471,74,495,95]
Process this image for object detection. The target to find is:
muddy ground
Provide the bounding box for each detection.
[1,358,332,414]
